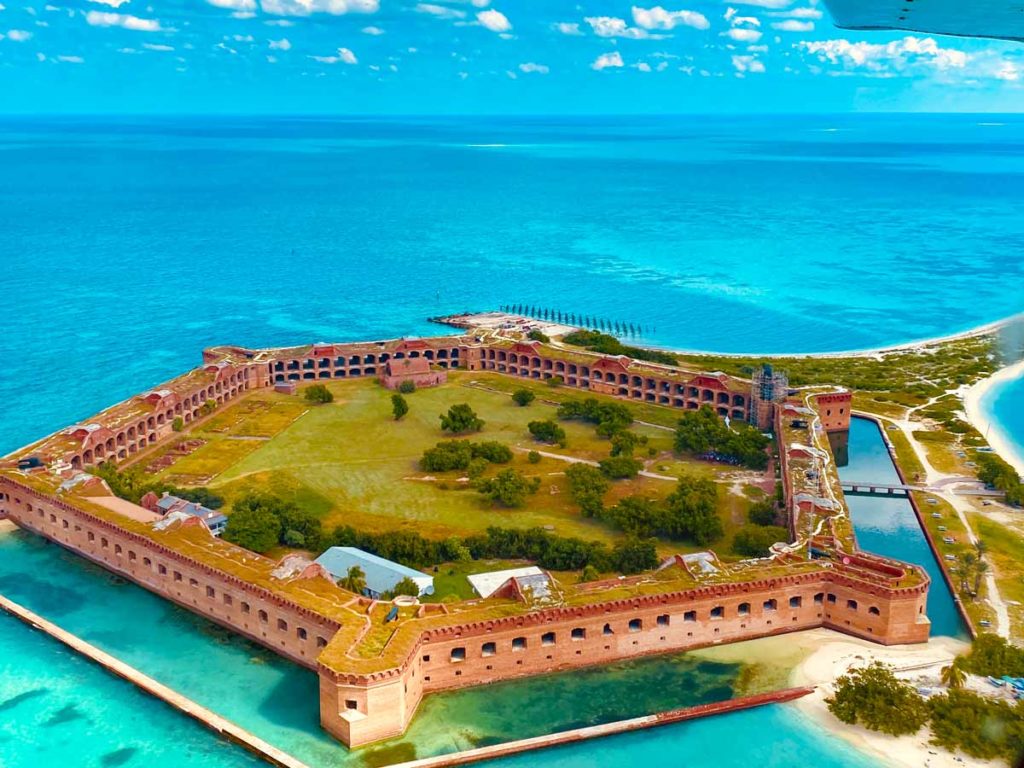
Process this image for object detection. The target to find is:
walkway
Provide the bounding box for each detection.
[0,593,310,768]
[515,448,677,482]
[860,409,1011,639]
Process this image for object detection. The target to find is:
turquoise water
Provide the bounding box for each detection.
[980,370,1024,475]
[0,611,264,768]
[4,114,1023,767]
[0,528,876,768]
[838,418,966,638]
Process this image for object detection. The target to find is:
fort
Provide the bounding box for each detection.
[0,322,924,750]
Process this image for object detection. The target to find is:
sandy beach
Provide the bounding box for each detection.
[785,629,997,768]
[962,358,1024,477]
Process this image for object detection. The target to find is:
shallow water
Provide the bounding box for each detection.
[838,418,966,638]
[980,370,1024,474]
[6,113,1022,767]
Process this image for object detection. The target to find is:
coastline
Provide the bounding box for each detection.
[963,358,1024,477]
[649,312,1023,360]
[787,630,988,768]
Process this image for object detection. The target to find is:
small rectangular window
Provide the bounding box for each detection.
[451,647,466,662]
[481,642,496,657]
[541,631,556,646]
[571,627,586,641]
[683,610,696,622]
[628,619,642,632]
[656,614,669,627]
[512,637,526,651]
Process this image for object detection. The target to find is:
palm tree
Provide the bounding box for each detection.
[973,560,989,599]
[341,565,367,595]
[940,659,967,690]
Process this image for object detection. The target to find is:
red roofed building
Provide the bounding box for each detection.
[378,357,446,390]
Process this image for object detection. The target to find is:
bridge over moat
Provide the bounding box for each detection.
[840,481,1004,499]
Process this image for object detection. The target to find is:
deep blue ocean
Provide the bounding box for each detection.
[1,114,1022,768]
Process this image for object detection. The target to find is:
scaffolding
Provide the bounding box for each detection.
[750,363,789,430]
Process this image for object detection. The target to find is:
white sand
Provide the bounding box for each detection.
[788,629,996,768]
[962,358,1024,477]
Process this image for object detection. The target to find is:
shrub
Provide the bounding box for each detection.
[466,457,488,480]
[388,576,421,599]
[562,329,677,366]
[528,419,566,446]
[440,403,484,434]
[471,441,512,464]
[747,499,779,526]
[545,376,562,388]
[558,397,633,437]
[420,440,511,472]
[598,455,642,479]
[732,525,788,557]
[826,662,929,736]
[527,329,550,343]
[528,450,541,464]
[675,406,771,469]
[171,416,184,432]
[398,380,416,394]
[512,389,536,407]
[927,690,1024,761]
[565,463,611,517]
[304,384,334,404]
[391,393,409,420]
[477,468,541,508]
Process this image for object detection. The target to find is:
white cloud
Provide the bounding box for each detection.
[261,0,378,16]
[85,11,164,31]
[632,5,709,31]
[799,36,968,73]
[731,15,760,26]
[415,3,464,19]
[553,21,582,35]
[232,10,256,17]
[361,25,383,34]
[772,19,812,31]
[207,0,256,9]
[518,61,548,74]
[591,50,624,70]
[724,27,761,42]
[268,37,290,49]
[730,0,790,7]
[634,61,652,71]
[265,18,293,25]
[6,28,31,40]
[767,7,821,18]
[732,54,764,73]
[585,16,650,39]
[311,45,357,63]
[476,8,509,31]
[88,0,131,6]
[57,54,84,63]
[143,42,173,50]
[994,61,1020,81]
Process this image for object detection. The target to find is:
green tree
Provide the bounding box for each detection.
[478,468,540,508]
[579,564,600,583]
[512,389,536,407]
[440,403,484,434]
[398,379,416,394]
[304,384,334,404]
[201,399,217,416]
[826,662,929,736]
[564,463,610,517]
[664,475,722,544]
[959,634,1024,677]
[527,450,541,464]
[612,537,658,574]
[223,500,282,554]
[747,498,778,526]
[732,525,788,557]
[341,565,367,595]
[466,457,488,480]
[604,496,662,537]
[940,659,967,690]
[528,419,566,446]
[598,455,642,479]
[928,690,1024,761]
[610,430,646,457]
[172,416,184,432]
[391,393,409,421]
[527,329,550,343]
[389,576,421,598]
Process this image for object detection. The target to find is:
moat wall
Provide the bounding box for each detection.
[1,475,931,747]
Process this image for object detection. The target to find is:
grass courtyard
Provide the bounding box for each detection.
[157,373,768,558]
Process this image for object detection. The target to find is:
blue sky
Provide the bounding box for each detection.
[0,0,1022,113]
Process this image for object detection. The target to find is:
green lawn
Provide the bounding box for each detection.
[193,374,765,557]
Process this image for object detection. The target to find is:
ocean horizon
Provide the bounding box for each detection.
[2,114,1023,768]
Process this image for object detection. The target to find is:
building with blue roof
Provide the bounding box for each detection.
[314,547,434,599]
